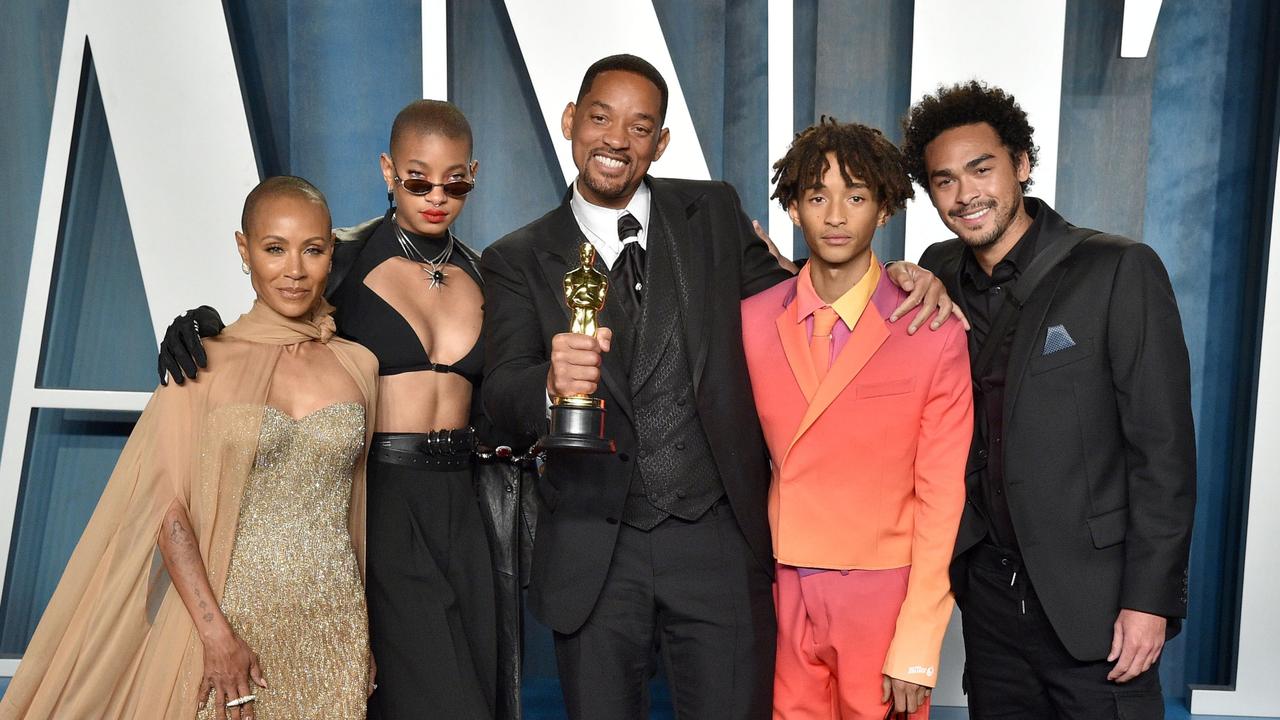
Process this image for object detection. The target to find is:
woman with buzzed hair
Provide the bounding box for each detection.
[1,177,380,719]
[156,101,525,719]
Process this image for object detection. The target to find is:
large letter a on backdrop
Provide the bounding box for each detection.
[0,0,257,675]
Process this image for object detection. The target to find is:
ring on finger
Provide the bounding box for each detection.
[225,694,257,707]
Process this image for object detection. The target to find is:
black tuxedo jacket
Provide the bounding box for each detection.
[480,177,789,634]
[919,200,1196,661]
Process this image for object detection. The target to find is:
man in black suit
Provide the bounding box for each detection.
[905,81,1196,719]
[480,55,956,719]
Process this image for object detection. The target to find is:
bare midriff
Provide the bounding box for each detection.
[376,371,473,433]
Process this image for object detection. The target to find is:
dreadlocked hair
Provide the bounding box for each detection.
[901,80,1038,192]
[770,117,913,215]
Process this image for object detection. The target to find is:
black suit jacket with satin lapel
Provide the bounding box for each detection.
[919,199,1196,662]
[480,177,790,634]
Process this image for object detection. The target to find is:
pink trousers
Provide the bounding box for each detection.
[773,564,930,720]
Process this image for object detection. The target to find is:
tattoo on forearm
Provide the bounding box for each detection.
[161,510,220,629]
[168,518,193,547]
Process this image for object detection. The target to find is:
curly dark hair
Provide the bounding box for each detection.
[770,117,913,215]
[901,80,1038,192]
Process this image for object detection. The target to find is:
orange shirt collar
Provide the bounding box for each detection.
[794,253,881,331]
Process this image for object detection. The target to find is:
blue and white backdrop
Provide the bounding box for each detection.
[2,1,1279,717]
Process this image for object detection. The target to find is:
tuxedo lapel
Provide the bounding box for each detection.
[1003,206,1091,424]
[629,226,674,391]
[535,248,573,327]
[533,200,587,326]
[775,299,819,402]
[1003,262,1069,424]
[535,200,635,421]
[652,181,711,394]
[782,290,890,465]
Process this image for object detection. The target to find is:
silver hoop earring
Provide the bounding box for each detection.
[241,261,250,275]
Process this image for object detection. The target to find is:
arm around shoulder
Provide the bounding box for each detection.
[721,182,792,298]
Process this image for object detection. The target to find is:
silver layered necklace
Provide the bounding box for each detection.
[392,212,454,289]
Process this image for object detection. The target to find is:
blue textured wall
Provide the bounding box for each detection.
[0,2,1275,715]
[1142,0,1277,691]
[0,0,70,509]
[448,0,566,247]
[225,0,424,226]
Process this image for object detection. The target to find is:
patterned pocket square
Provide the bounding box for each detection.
[1043,324,1076,355]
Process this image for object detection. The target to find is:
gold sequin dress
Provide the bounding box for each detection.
[198,402,369,720]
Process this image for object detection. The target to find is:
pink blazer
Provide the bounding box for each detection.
[741,267,972,684]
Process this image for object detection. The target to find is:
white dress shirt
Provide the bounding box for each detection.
[569,179,651,269]
[546,180,652,412]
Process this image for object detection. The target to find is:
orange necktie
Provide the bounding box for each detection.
[810,306,839,383]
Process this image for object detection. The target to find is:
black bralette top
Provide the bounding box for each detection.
[330,212,484,385]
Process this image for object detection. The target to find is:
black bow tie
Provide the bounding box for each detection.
[612,212,645,321]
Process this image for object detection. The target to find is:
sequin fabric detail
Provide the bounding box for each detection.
[198,403,368,720]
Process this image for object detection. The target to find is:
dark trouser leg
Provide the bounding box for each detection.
[553,522,657,720]
[654,501,775,720]
[553,501,775,720]
[959,548,1057,720]
[1030,586,1164,720]
[365,458,498,720]
[959,546,1164,720]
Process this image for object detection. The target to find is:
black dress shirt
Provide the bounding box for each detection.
[960,199,1045,552]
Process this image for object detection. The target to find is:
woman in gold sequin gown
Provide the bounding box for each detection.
[195,402,370,720]
[0,177,379,720]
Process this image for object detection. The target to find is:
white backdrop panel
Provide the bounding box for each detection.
[903,0,1066,264]
[86,0,259,335]
[502,0,710,185]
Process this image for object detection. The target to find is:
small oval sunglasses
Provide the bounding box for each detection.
[394,175,476,198]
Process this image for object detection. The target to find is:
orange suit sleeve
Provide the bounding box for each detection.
[882,320,972,687]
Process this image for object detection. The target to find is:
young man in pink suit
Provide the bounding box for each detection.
[742,119,973,719]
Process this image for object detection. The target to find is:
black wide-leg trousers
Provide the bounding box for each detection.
[553,500,776,720]
[958,545,1164,720]
[365,456,498,720]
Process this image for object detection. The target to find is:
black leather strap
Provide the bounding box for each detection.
[370,430,476,470]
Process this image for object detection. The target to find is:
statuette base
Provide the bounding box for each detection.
[543,397,616,453]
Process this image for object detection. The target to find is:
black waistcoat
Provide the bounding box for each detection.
[616,201,725,530]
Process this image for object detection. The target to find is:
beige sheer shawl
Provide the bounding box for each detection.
[0,299,378,719]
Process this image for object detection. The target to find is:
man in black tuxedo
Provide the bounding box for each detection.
[481,55,956,719]
[906,81,1196,719]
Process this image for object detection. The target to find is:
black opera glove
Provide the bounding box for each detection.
[157,305,224,386]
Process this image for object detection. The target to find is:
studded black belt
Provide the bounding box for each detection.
[369,429,475,471]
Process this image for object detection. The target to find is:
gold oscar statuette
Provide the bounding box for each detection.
[540,242,617,453]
